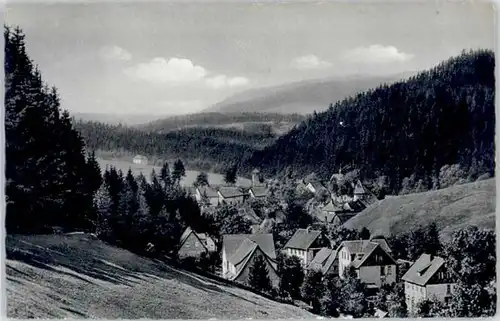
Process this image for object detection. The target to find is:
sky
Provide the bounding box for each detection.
[5,1,496,115]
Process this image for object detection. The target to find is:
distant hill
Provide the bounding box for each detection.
[6,233,314,319]
[137,112,305,135]
[244,50,495,194]
[72,112,166,126]
[204,74,413,114]
[343,178,495,241]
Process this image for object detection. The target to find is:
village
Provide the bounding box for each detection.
[170,167,457,318]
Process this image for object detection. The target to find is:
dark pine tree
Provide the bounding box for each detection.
[248,255,273,293]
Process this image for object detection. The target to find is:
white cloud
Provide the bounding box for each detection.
[342,45,415,64]
[291,54,332,70]
[206,75,249,89]
[125,57,248,89]
[125,57,207,84]
[100,45,132,61]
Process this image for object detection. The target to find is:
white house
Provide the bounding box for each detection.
[402,253,455,315]
[337,238,397,288]
[194,186,220,207]
[133,155,148,165]
[283,228,325,267]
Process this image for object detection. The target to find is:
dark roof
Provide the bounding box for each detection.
[179,227,211,249]
[337,212,358,223]
[345,200,366,212]
[223,233,276,262]
[338,240,395,268]
[218,186,247,198]
[402,253,446,286]
[249,186,268,198]
[309,247,338,274]
[284,228,322,250]
[370,238,392,253]
[197,186,219,198]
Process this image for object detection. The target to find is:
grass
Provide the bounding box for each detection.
[6,233,315,319]
[343,178,496,241]
[97,157,252,188]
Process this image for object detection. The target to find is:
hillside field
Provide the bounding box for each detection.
[343,178,496,241]
[6,233,315,319]
[97,158,252,188]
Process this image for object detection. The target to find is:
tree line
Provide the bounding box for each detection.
[4,26,102,233]
[244,49,495,195]
[137,111,305,133]
[73,120,272,173]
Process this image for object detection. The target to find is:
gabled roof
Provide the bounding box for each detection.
[223,233,276,262]
[284,228,322,250]
[337,240,396,268]
[307,181,327,191]
[249,186,268,197]
[370,238,392,254]
[401,253,446,286]
[133,155,148,160]
[179,227,211,250]
[218,186,247,198]
[197,186,219,198]
[309,247,338,274]
[354,180,368,195]
[374,309,388,318]
[345,200,366,212]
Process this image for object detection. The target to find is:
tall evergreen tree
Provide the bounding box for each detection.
[172,159,186,184]
[248,255,273,293]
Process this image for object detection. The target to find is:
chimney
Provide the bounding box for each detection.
[429,254,434,261]
[306,226,311,233]
[252,168,259,187]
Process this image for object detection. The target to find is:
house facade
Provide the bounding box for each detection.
[337,239,397,288]
[221,233,279,288]
[178,227,216,259]
[248,186,268,199]
[402,254,455,315]
[133,155,148,165]
[283,228,326,267]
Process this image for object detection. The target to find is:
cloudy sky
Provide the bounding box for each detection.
[5,1,495,115]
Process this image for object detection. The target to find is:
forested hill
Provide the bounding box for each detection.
[243,50,495,194]
[74,121,268,172]
[137,112,305,134]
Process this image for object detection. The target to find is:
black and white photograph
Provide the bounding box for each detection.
[3,0,497,319]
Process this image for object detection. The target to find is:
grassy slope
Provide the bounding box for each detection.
[343,178,496,241]
[6,233,315,319]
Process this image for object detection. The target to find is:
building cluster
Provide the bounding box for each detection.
[177,225,455,316]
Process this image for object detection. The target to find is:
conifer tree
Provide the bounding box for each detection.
[249,255,273,293]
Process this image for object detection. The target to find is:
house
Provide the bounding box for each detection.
[283,228,326,267]
[337,238,397,288]
[178,227,216,259]
[402,254,455,315]
[248,186,268,199]
[217,186,247,205]
[221,233,279,288]
[374,308,388,318]
[318,200,363,226]
[308,247,339,276]
[133,154,148,165]
[353,180,379,206]
[194,186,220,207]
[305,180,328,195]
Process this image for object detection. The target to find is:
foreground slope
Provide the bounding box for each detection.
[343,178,495,241]
[6,234,314,319]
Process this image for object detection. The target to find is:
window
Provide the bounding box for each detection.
[380,265,385,276]
[447,284,451,294]
[351,254,355,261]
[387,265,392,275]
